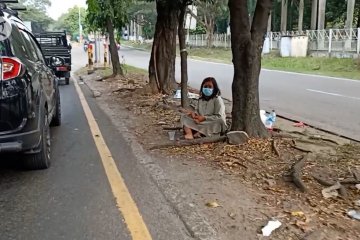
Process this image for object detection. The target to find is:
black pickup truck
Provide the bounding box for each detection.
[35,31,72,85]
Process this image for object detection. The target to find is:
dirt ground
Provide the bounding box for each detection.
[76,68,360,240]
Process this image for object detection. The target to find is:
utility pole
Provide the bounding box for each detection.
[78,6,82,43]
[280,0,288,32]
[317,0,326,30]
[345,0,355,50]
[311,0,318,30]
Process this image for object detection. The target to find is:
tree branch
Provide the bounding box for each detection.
[229,0,250,35]
[251,0,272,41]
[149,136,227,150]
[187,7,206,26]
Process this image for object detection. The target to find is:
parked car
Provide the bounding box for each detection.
[0,8,61,170]
[35,31,72,85]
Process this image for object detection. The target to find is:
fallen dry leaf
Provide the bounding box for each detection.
[291,211,305,217]
[205,201,220,208]
[267,187,286,193]
[228,212,236,220]
[321,182,341,199]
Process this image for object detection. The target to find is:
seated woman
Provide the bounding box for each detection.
[181,77,227,140]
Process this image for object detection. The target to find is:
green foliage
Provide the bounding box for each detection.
[215,6,229,33]
[127,1,156,39]
[19,0,51,12]
[53,7,87,37]
[86,0,131,32]
[14,0,53,30]
[190,24,206,34]
[194,0,228,33]
[271,0,360,31]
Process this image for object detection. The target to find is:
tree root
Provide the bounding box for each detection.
[112,88,136,93]
[340,178,360,185]
[271,132,297,139]
[312,175,347,197]
[102,74,116,80]
[289,131,306,136]
[149,136,227,150]
[351,169,360,181]
[271,139,281,157]
[290,154,310,192]
[292,145,313,153]
[153,102,179,112]
[309,135,339,145]
[162,127,182,131]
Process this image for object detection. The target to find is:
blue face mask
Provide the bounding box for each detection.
[202,87,213,97]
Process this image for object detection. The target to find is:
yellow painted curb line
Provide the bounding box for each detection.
[73,78,152,240]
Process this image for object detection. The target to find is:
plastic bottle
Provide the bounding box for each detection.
[265,110,276,129]
[270,110,276,123]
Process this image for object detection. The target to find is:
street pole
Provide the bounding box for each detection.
[78,6,82,43]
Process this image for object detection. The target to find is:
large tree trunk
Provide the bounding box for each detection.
[178,3,189,108]
[206,28,214,48]
[317,0,326,30]
[311,0,318,30]
[280,0,287,31]
[204,15,215,48]
[298,0,304,31]
[345,0,355,29]
[148,1,178,94]
[267,11,272,32]
[228,0,270,138]
[106,17,122,76]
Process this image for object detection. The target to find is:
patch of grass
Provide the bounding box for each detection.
[122,40,152,51]
[75,65,146,78]
[123,64,147,75]
[186,47,232,63]
[186,47,360,80]
[74,67,88,76]
[261,56,360,79]
[96,67,113,77]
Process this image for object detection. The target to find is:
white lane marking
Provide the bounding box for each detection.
[123,46,360,83]
[306,88,360,101]
[263,69,360,83]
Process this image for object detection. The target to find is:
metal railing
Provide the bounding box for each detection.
[187,28,360,54]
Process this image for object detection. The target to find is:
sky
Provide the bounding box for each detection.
[48,0,87,20]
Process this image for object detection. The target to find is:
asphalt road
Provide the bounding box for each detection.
[0,46,191,240]
[120,47,360,141]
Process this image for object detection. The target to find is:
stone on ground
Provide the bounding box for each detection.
[226,131,249,145]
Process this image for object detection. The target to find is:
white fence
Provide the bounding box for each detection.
[187,28,360,54]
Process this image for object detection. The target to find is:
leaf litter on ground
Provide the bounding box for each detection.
[85,68,360,239]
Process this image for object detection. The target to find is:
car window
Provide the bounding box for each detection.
[0,41,7,56]
[19,30,39,62]
[26,32,46,64]
[8,24,32,62]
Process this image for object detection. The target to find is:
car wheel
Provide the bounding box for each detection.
[65,77,70,85]
[23,109,51,170]
[50,90,61,126]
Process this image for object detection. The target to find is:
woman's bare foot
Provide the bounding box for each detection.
[184,134,194,140]
[184,126,194,140]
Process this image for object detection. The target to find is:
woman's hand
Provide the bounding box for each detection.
[194,115,205,123]
[191,112,198,119]
[180,109,197,119]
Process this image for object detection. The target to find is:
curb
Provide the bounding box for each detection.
[76,74,220,240]
[275,113,359,143]
[122,45,150,52]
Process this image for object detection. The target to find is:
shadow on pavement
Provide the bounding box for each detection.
[0,153,23,171]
